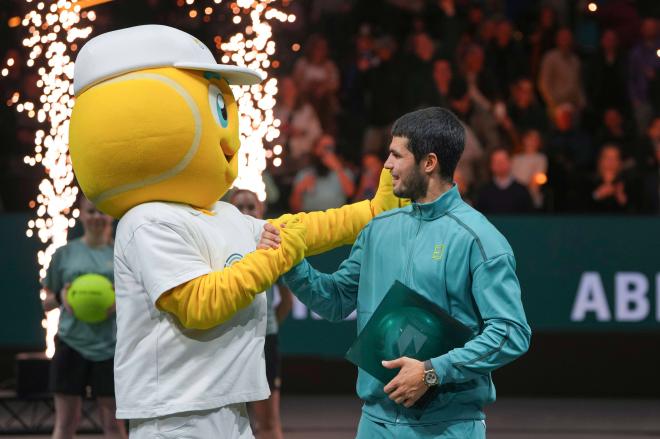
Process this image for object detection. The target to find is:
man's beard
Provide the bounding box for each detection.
[394,168,428,201]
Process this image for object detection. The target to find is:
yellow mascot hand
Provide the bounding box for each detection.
[269,169,409,257]
[156,220,306,330]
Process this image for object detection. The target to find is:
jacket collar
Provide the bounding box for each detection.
[405,184,463,219]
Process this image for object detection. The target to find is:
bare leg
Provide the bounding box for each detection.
[250,390,283,439]
[52,394,82,439]
[97,397,127,439]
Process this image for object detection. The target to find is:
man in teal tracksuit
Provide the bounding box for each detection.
[282,107,531,438]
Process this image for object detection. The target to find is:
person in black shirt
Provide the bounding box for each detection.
[475,148,533,214]
[587,144,633,213]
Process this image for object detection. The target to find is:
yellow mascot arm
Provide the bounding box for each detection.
[272,169,410,257]
[156,221,306,330]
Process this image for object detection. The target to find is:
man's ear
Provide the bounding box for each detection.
[423,153,439,175]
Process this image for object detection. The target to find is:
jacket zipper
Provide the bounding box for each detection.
[397,206,423,425]
[402,205,423,285]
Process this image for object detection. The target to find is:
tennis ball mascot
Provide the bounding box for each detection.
[68,25,406,437]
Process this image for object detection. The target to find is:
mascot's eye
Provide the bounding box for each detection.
[208,84,228,128]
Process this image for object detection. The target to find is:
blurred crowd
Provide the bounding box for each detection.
[266,0,660,215]
[1,0,659,215]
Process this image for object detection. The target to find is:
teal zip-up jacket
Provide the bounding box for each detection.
[283,185,531,425]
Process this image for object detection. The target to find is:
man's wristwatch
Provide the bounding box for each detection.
[423,360,439,386]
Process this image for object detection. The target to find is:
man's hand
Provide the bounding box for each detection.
[320,150,343,171]
[106,301,116,318]
[259,223,282,250]
[382,357,429,408]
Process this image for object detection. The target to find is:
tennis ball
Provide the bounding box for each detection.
[67,274,115,324]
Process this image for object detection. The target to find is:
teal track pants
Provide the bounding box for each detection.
[356,416,486,439]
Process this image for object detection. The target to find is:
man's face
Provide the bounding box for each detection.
[556,29,573,52]
[384,136,428,200]
[231,191,264,219]
[513,80,534,108]
[413,33,434,62]
[79,198,113,236]
[490,150,511,179]
[433,60,452,84]
[598,147,621,175]
[604,109,622,130]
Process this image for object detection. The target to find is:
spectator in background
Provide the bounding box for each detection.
[538,27,586,114]
[477,18,498,48]
[449,78,501,150]
[425,0,462,60]
[586,29,629,119]
[459,43,497,110]
[340,25,377,121]
[464,3,485,41]
[637,115,660,173]
[628,18,660,132]
[362,35,402,155]
[547,103,593,172]
[506,77,548,134]
[545,103,591,211]
[42,197,126,439]
[430,58,453,108]
[270,76,322,211]
[528,5,559,78]
[449,79,487,190]
[598,0,641,49]
[488,19,527,99]
[402,32,438,111]
[230,189,293,439]
[640,137,660,214]
[512,129,548,209]
[353,153,384,201]
[293,34,340,134]
[476,148,534,214]
[274,77,322,162]
[588,144,631,213]
[594,108,636,166]
[290,135,355,212]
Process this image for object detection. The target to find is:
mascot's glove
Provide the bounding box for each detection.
[269,169,409,257]
[156,219,306,330]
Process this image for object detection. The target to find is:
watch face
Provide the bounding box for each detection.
[424,370,438,386]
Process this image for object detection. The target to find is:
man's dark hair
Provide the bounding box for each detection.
[391,107,465,182]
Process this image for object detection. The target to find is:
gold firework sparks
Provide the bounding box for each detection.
[9,0,97,358]
[181,0,294,200]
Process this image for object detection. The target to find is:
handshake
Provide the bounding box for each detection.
[258,218,307,270]
[254,168,410,272]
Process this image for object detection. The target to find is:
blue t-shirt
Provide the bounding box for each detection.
[44,238,116,361]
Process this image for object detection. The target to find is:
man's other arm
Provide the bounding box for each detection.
[282,229,365,322]
[432,252,531,384]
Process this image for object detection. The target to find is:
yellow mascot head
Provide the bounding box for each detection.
[69,25,263,218]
